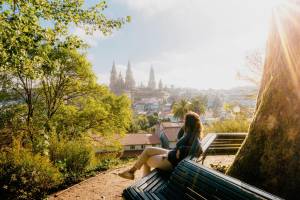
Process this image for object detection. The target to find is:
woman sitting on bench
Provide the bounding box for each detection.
[118,111,203,180]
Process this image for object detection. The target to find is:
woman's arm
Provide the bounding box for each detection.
[176,149,180,159]
[177,127,185,141]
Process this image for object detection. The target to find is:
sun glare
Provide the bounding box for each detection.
[269,0,285,7]
[260,0,285,11]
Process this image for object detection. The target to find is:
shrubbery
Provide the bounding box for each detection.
[0,136,131,199]
[0,141,62,200]
[49,138,93,181]
[205,119,250,133]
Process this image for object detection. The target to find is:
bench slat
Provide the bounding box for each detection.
[172,163,258,200]
[183,160,282,200]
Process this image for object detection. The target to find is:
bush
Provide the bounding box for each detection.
[210,163,229,174]
[0,142,62,200]
[49,138,93,181]
[205,119,250,133]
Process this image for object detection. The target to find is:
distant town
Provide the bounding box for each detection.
[108,61,257,124]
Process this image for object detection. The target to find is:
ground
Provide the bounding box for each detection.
[48,155,234,200]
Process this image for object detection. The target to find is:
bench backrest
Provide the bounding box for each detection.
[207,133,247,155]
[163,159,282,200]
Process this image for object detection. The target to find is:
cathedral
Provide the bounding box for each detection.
[109,61,164,96]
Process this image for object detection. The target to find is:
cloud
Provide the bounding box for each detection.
[92,0,272,89]
[72,27,114,47]
[117,0,182,16]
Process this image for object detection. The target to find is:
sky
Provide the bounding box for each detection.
[75,0,278,90]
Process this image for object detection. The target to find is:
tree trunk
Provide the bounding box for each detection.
[227,1,300,199]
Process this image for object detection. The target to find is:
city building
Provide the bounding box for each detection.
[155,122,183,149]
[120,133,161,157]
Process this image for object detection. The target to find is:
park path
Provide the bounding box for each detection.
[48,155,234,200]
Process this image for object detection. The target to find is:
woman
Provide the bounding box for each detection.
[118,111,203,180]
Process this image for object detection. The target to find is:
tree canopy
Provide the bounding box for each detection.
[0,0,131,150]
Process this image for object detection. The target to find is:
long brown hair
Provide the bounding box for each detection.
[184,111,203,144]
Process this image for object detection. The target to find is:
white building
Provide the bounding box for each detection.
[120,133,161,157]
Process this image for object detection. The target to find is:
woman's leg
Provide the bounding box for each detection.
[118,147,169,179]
[142,163,151,177]
[133,147,169,170]
[143,154,173,176]
[142,154,173,177]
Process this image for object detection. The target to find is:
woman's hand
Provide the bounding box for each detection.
[176,150,180,159]
[162,154,168,160]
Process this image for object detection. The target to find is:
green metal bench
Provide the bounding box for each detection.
[123,133,282,200]
[123,159,282,200]
[122,133,217,200]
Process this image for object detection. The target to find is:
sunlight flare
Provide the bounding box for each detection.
[271,0,300,99]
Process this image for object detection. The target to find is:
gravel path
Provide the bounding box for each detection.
[48,155,235,200]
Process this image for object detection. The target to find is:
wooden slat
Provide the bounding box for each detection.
[183,160,283,200]
[176,162,257,200]
[201,133,217,152]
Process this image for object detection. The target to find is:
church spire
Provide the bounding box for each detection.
[158,79,163,90]
[116,72,125,95]
[148,66,156,89]
[109,61,117,93]
[125,60,135,91]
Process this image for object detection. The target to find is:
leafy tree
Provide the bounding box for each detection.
[147,113,159,128]
[40,41,96,132]
[227,2,300,199]
[190,96,207,115]
[128,114,156,133]
[139,117,149,131]
[172,99,191,121]
[237,49,264,86]
[0,0,129,148]
[52,86,132,139]
[172,96,207,120]
[210,95,223,117]
[0,0,132,197]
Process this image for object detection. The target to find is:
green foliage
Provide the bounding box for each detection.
[190,96,208,115]
[127,113,159,133]
[0,0,129,149]
[210,163,229,174]
[172,96,207,120]
[210,96,223,117]
[90,157,135,172]
[49,138,93,181]
[147,113,159,127]
[137,115,149,130]
[0,0,132,198]
[40,45,97,130]
[206,119,250,133]
[52,87,132,138]
[172,99,192,120]
[0,141,62,200]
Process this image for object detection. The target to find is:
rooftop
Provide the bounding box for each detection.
[121,133,160,146]
[163,127,181,142]
[161,122,183,128]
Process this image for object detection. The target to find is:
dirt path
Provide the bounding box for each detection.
[48,155,234,200]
